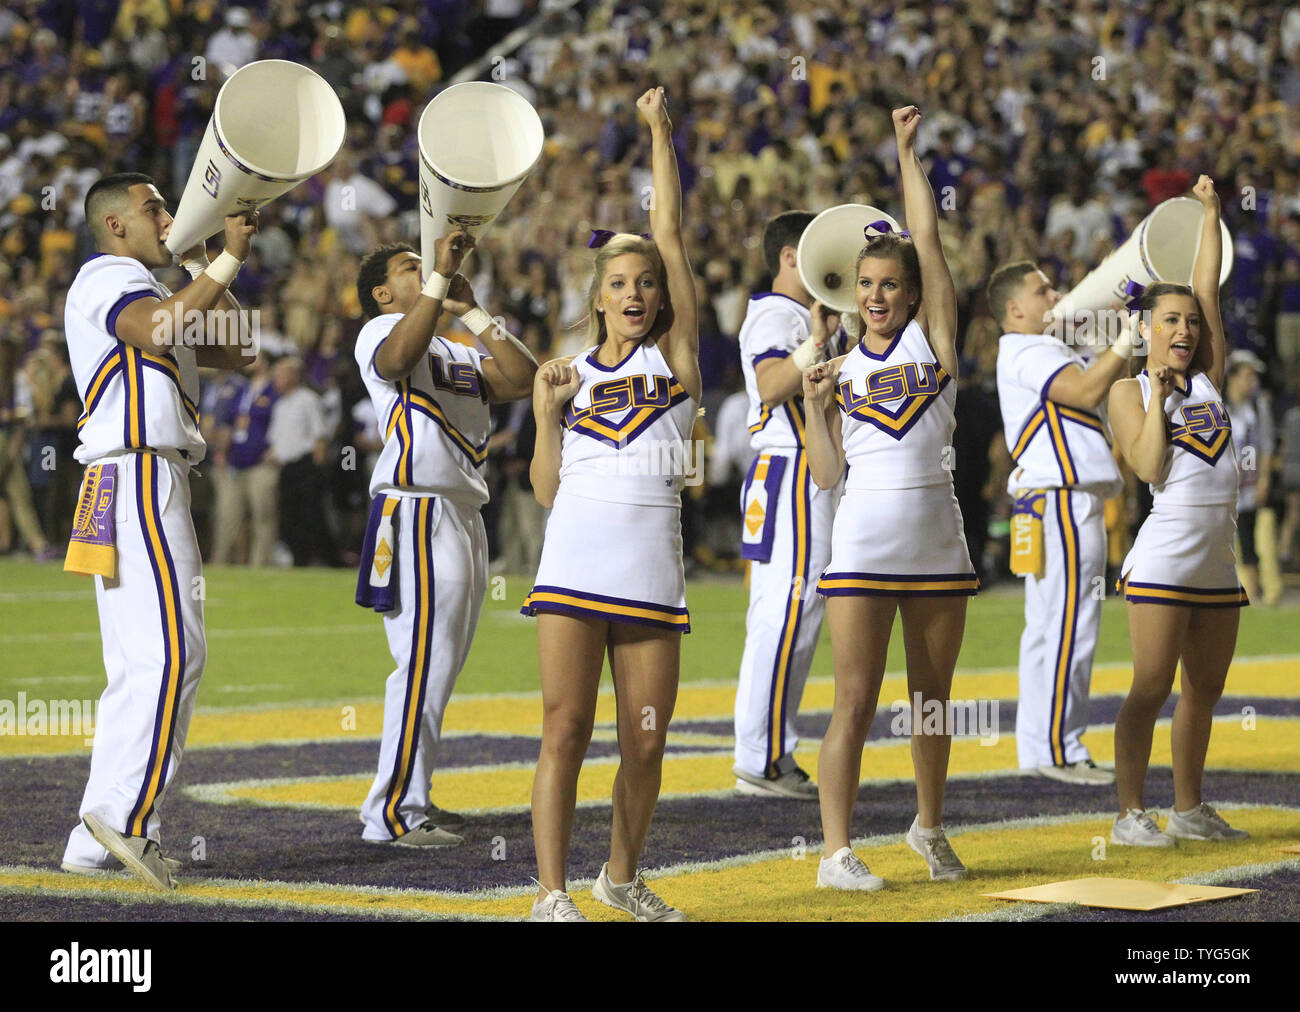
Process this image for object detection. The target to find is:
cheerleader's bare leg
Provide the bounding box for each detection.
[899,595,968,828]
[818,595,896,854]
[533,613,607,897]
[606,624,681,883]
[1115,602,1186,816]
[1171,606,1239,812]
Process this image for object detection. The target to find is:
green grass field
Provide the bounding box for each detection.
[2,558,1297,706]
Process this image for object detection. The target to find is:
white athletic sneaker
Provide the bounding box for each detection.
[62,855,182,877]
[733,763,820,800]
[81,813,176,891]
[1165,803,1250,842]
[366,822,464,849]
[1110,808,1176,847]
[816,847,885,891]
[905,817,968,881]
[1035,760,1115,786]
[357,803,466,830]
[592,864,686,921]
[528,886,588,922]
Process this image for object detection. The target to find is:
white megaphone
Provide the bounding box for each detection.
[797,204,901,340]
[165,60,345,255]
[417,82,544,276]
[1052,196,1233,321]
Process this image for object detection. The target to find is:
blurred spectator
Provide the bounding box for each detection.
[1227,351,1280,605]
[267,356,338,567]
[211,355,279,566]
[204,8,259,79]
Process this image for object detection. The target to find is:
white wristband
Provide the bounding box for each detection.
[203,250,242,287]
[182,256,210,278]
[791,335,825,371]
[460,306,496,337]
[422,272,450,301]
[1112,320,1137,360]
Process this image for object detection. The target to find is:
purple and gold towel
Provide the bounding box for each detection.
[356,494,399,612]
[740,453,787,563]
[64,463,117,578]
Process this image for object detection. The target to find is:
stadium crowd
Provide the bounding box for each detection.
[1,0,1298,600]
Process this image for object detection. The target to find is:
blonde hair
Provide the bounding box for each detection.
[582,234,666,346]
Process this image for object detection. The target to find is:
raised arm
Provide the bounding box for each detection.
[442,275,538,402]
[638,86,701,403]
[116,212,258,367]
[1190,174,1226,391]
[374,232,472,381]
[893,105,958,378]
[801,303,847,489]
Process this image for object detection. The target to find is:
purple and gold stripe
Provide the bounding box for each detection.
[382,497,437,838]
[817,571,980,597]
[1121,579,1250,608]
[766,450,809,768]
[1048,489,1080,767]
[521,585,690,632]
[77,348,124,433]
[121,345,147,450]
[126,453,188,837]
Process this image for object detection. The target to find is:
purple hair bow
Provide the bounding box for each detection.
[865,219,911,240]
[587,229,654,248]
[1124,279,1146,312]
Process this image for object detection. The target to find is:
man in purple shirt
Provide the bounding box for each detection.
[210,354,279,565]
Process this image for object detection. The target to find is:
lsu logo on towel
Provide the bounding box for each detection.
[839,362,941,410]
[429,353,485,400]
[569,375,675,420]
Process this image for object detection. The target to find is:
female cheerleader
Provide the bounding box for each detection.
[802,106,977,889]
[1108,175,1250,846]
[522,86,700,921]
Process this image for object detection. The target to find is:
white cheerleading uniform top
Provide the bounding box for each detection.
[64,254,204,465]
[355,314,491,507]
[1139,370,1238,507]
[996,331,1121,498]
[836,319,955,490]
[558,340,697,506]
[739,292,846,452]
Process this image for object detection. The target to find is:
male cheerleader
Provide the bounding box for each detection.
[62,172,258,888]
[354,236,536,846]
[732,211,843,798]
[989,262,1132,784]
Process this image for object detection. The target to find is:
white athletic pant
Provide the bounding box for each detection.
[734,450,837,777]
[361,495,487,840]
[64,451,207,867]
[1016,488,1106,768]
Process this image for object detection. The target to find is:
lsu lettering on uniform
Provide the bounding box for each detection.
[1120,370,1249,607]
[61,253,207,870]
[522,340,696,628]
[996,332,1122,770]
[354,315,491,840]
[818,319,978,598]
[734,293,844,780]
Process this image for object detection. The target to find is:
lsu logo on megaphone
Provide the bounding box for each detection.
[446,212,495,231]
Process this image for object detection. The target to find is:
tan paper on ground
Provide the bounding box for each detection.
[984,877,1256,911]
